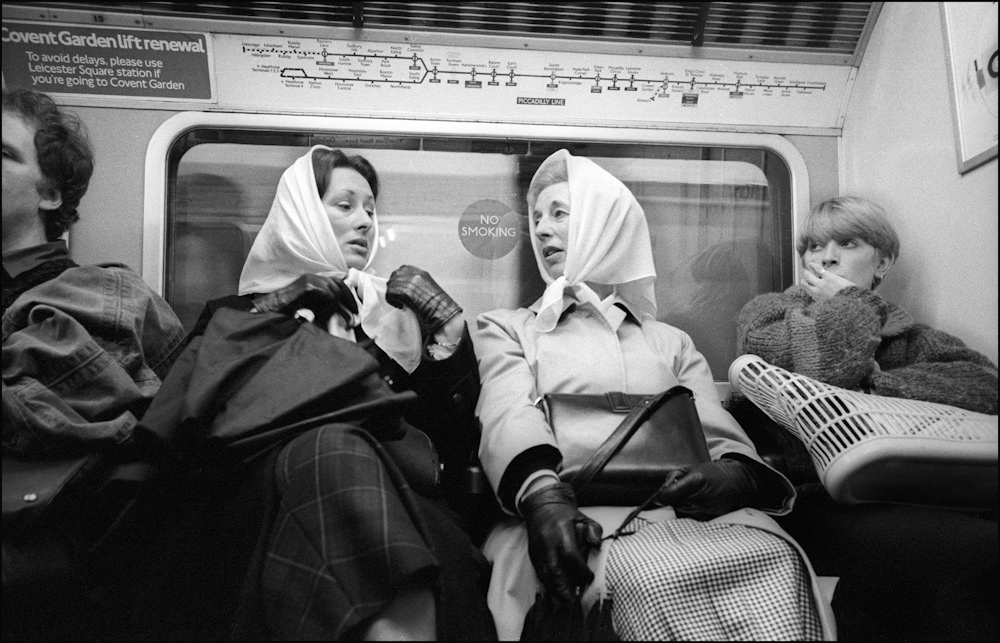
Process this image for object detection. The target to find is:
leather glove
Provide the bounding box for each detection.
[654,458,762,521]
[385,265,462,336]
[250,274,357,328]
[520,482,603,606]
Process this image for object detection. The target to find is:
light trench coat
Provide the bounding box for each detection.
[475,294,837,640]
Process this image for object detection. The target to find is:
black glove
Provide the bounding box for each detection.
[520,482,603,606]
[385,265,461,336]
[250,274,357,328]
[653,458,762,521]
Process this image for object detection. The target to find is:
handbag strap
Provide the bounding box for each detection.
[565,389,671,494]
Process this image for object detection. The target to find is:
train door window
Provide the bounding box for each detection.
[162,126,796,381]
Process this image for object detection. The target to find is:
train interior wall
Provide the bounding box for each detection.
[840,1,998,365]
[12,2,996,366]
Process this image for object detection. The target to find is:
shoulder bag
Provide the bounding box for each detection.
[138,307,440,494]
[536,385,711,506]
[521,386,712,640]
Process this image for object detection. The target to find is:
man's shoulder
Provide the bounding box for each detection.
[92,261,141,276]
[17,263,168,312]
[3,260,185,350]
[67,263,158,294]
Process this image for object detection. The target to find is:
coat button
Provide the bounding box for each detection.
[451,393,463,405]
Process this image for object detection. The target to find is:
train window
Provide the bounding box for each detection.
[157,119,799,381]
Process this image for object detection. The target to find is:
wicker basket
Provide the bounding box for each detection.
[728,354,998,510]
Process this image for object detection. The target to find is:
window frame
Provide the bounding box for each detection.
[143,111,810,394]
[143,111,811,295]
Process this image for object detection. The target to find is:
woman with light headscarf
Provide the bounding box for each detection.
[187,146,495,640]
[474,149,835,640]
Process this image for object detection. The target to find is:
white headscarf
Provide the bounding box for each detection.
[527,149,657,332]
[239,145,423,373]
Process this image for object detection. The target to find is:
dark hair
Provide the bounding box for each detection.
[311,148,379,200]
[2,88,95,241]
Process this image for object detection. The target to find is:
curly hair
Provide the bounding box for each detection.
[2,88,95,240]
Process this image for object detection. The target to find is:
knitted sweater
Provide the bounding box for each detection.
[736,285,998,415]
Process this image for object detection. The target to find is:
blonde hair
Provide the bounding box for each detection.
[797,196,899,288]
[526,155,569,212]
[798,196,900,259]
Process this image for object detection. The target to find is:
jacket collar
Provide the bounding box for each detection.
[529,289,643,326]
[2,240,69,279]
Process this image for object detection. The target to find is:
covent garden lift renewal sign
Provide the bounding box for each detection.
[2,21,212,101]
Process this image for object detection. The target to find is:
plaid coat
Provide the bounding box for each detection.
[139,305,496,640]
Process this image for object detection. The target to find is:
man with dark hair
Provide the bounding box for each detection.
[2,88,186,455]
[2,87,94,245]
[2,88,186,609]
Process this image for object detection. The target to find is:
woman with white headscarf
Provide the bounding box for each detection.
[187,146,495,640]
[474,149,836,640]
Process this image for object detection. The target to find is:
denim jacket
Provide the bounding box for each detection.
[3,254,186,456]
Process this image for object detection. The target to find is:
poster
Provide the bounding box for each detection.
[1,20,213,101]
[940,2,998,174]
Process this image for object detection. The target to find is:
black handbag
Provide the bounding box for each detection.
[537,385,711,506]
[138,308,441,494]
[3,449,158,588]
[520,386,709,641]
[3,452,100,540]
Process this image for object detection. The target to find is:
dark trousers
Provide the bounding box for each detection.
[778,489,998,641]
